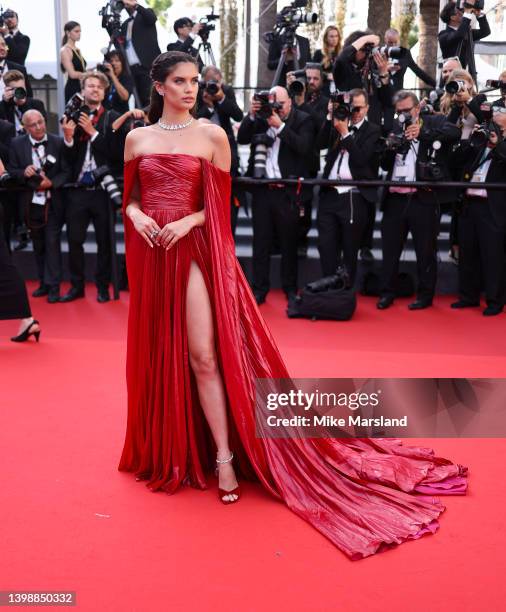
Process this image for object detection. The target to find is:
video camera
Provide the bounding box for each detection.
[264,0,317,49]
[456,0,484,10]
[99,0,124,40]
[253,90,283,120]
[26,155,57,190]
[198,9,220,41]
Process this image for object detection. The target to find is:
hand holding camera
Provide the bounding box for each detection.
[78,113,98,138]
[404,122,421,141]
[61,116,77,142]
[267,108,283,129]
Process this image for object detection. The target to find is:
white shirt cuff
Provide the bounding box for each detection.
[463,13,472,20]
[276,123,285,135]
[64,138,74,147]
[90,131,99,142]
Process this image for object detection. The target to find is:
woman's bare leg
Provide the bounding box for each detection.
[186,260,239,502]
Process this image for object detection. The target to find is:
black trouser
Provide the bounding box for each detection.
[360,198,376,250]
[380,192,440,302]
[317,188,368,284]
[66,190,111,291]
[129,63,152,107]
[457,197,506,309]
[26,203,46,284]
[44,192,66,290]
[251,185,301,296]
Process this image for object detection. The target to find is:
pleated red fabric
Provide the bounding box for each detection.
[118,153,468,559]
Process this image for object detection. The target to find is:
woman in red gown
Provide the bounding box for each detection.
[118,51,468,559]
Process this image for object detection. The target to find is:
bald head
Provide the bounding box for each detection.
[384,28,400,47]
[269,85,291,119]
[442,58,462,84]
[22,109,46,140]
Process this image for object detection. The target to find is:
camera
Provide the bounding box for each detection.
[264,1,317,49]
[456,0,484,10]
[92,165,122,207]
[62,93,90,124]
[199,79,221,96]
[253,90,283,120]
[99,0,124,38]
[13,87,27,101]
[486,79,506,94]
[288,69,306,97]
[251,133,275,178]
[470,102,500,147]
[95,62,111,75]
[445,79,467,95]
[305,265,351,292]
[26,155,57,190]
[0,8,16,28]
[383,111,413,152]
[198,9,220,41]
[330,91,353,121]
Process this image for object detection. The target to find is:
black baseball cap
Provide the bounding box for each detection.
[174,17,194,34]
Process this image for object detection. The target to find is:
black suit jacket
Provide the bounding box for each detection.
[317,119,381,203]
[391,48,436,91]
[380,113,461,206]
[452,139,506,230]
[7,132,69,210]
[120,6,161,69]
[0,98,46,128]
[196,84,243,172]
[237,107,315,197]
[298,93,329,176]
[166,38,204,72]
[0,118,15,164]
[438,15,491,68]
[62,107,120,182]
[267,34,311,87]
[5,31,30,65]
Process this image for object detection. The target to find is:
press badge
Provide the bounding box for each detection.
[392,158,409,181]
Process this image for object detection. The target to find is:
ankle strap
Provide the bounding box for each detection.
[216,452,234,464]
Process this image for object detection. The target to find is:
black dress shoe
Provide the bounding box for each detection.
[483,305,503,316]
[408,299,432,310]
[360,247,375,262]
[253,291,266,305]
[47,288,61,304]
[377,296,394,310]
[451,300,480,309]
[97,288,110,303]
[32,284,49,298]
[284,290,298,302]
[60,287,85,303]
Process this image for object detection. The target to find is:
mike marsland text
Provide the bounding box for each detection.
[265,415,408,427]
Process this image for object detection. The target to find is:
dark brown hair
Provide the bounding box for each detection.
[3,69,24,86]
[148,51,199,124]
[62,21,80,46]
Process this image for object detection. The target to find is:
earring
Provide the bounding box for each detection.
[158,91,164,96]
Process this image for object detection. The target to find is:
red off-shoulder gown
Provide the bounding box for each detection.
[118,153,468,560]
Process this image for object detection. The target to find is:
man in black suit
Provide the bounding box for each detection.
[0,33,32,98]
[60,71,119,303]
[0,9,30,65]
[377,90,461,311]
[167,17,204,73]
[0,70,45,134]
[237,86,315,304]
[438,1,490,69]
[450,108,506,316]
[315,89,381,284]
[8,110,69,302]
[120,0,161,106]
[267,33,311,87]
[196,65,244,232]
[383,29,436,92]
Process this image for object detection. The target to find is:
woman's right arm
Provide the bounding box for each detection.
[124,132,161,248]
[60,47,84,79]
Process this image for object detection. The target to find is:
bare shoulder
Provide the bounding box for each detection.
[197,120,228,144]
[124,126,153,162]
[196,123,230,172]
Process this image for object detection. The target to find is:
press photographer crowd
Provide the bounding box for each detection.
[1,0,506,343]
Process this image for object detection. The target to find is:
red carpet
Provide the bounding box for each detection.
[1,282,505,611]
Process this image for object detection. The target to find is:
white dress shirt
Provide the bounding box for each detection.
[125,12,141,66]
[265,123,286,179]
[328,118,365,194]
[390,140,419,194]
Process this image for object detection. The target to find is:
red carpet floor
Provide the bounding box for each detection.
[1,282,505,611]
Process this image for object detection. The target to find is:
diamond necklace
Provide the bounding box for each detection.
[157,116,194,131]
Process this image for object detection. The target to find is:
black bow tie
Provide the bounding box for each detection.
[350,125,358,133]
[32,140,47,148]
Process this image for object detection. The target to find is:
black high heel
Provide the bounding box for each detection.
[10,320,41,343]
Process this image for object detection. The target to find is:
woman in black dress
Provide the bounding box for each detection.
[312,25,342,96]
[0,160,41,342]
[60,21,87,103]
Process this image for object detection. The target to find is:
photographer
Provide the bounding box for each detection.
[439,1,490,69]
[491,70,506,109]
[0,33,31,99]
[441,69,482,139]
[315,89,381,284]
[120,0,161,107]
[167,17,204,73]
[7,110,69,303]
[267,31,311,88]
[312,25,342,96]
[332,31,394,129]
[383,28,436,92]
[377,90,460,311]
[237,86,314,304]
[0,70,45,134]
[1,9,30,66]
[450,106,506,315]
[101,50,134,114]
[60,70,119,304]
